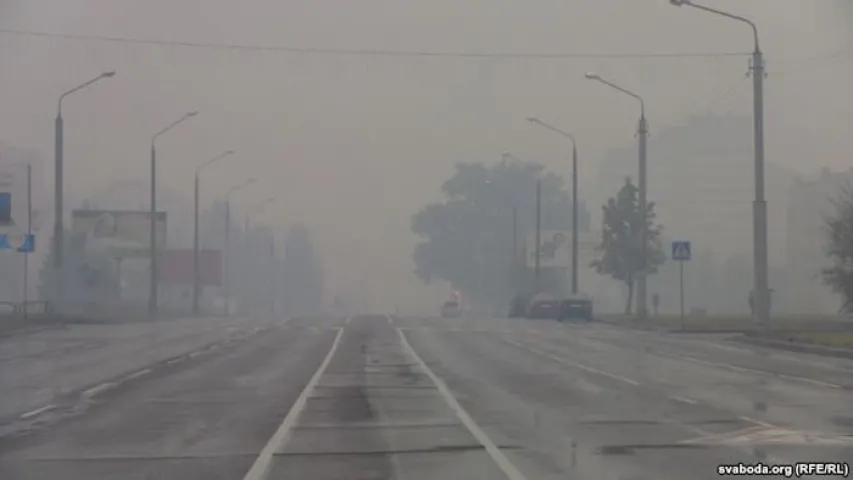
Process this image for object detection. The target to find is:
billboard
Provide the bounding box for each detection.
[525,230,598,268]
[159,249,222,286]
[71,210,166,258]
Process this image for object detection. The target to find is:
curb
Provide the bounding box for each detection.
[731,335,853,360]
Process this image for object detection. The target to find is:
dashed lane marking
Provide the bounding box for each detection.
[398,326,530,480]
[19,404,56,420]
[123,368,152,381]
[242,327,344,480]
[502,338,640,387]
[670,395,698,405]
[674,354,843,389]
[82,382,117,398]
[739,415,778,428]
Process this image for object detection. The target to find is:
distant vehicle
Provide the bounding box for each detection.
[441,300,462,318]
[526,294,561,319]
[509,293,532,318]
[557,294,593,322]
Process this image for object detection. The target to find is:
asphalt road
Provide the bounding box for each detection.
[0,314,850,479]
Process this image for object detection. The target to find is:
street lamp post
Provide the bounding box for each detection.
[243,198,275,315]
[223,179,256,315]
[149,111,198,316]
[193,150,234,314]
[585,72,649,319]
[527,117,580,295]
[54,71,115,309]
[670,0,768,327]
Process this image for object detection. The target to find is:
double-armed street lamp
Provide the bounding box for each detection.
[149,111,199,315]
[585,72,649,319]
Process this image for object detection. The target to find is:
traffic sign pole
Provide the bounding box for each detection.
[679,261,685,331]
[671,240,691,331]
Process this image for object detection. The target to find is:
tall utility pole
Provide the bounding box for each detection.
[571,143,579,295]
[193,173,200,313]
[24,164,32,320]
[224,200,231,315]
[269,235,276,314]
[638,111,649,317]
[526,117,580,295]
[584,73,648,318]
[53,71,115,309]
[193,150,233,314]
[243,198,274,315]
[534,179,541,293]
[511,206,517,294]
[149,111,198,316]
[222,178,255,316]
[670,0,769,327]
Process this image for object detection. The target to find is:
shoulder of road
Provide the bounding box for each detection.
[597,313,853,359]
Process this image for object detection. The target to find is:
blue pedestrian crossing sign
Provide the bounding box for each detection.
[671,241,691,261]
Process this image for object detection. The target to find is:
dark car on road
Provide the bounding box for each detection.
[441,300,462,318]
[525,294,561,319]
[557,294,593,322]
[509,293,533,318]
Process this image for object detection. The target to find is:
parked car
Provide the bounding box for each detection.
[508,293,533,318]
[557,294,593,322]
[526,294,561,319]
[441,300,462,318]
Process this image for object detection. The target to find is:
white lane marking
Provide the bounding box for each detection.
[398,328,529,480]
[20,404,56,419]
[739,415,779,428]
[166,357,184,365]
[675,354,843,389]
[670,395,698,405]
[503,338,640,386]
[124,368,152,381]
[189,351,203,358]
[242,327,344,480]
[83,382,117,398]
[345,316,351,325]
[387,316,393,325]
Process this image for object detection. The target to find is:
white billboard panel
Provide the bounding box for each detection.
[71,210,167,258]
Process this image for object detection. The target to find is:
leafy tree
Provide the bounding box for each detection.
[822,181,853,313]
[412,158,590,308]
[590,178,665,315]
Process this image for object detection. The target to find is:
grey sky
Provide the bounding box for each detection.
[1,0,851,311]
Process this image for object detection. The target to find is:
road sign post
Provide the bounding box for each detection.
[671,241,691,331]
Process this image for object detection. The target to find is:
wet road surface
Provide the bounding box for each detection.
[0,315,850,479]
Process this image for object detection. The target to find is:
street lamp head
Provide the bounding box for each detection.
[584,72,600,80]
[670,0,688,5]
[526,117,538,123]
[225,150,235,155]
[187,111,199,117]
[101,71,117,78]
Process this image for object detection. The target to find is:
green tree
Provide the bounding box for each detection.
[591,178,666,315]
[822,181,853,313]
[411,158,590,308]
